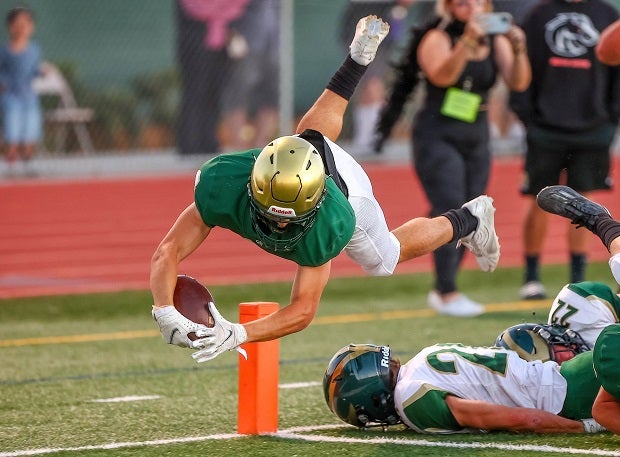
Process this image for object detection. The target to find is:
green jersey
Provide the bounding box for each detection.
[559,351,600,420]
[194,150,355,267]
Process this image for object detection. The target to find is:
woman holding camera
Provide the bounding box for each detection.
[414,0,530,316]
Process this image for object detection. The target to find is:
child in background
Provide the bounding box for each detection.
[0,6,41,176]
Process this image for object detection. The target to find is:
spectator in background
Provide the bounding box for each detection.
[175,0,249,155]
[0,6,42,176]
[219,0,280,150]
[511,0,620,300]
[411,0,530,316]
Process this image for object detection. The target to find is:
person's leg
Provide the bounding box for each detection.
[296,16,389,142]
[523,197,549,276]
[413,134,467,298]
[219,55,254,150]
[251,54,280,147]
[393,197,497,271]
[338,146,492,280]
[3,93,22,175]
[5,144,18,162]
[345,196,486,276]
[520,131,565,298]
[20,95,42,175]
[253,108,278,145]
[565,139,613,282]
[568,211,589,283]
[392,217,454,261]
[21,144,35,160]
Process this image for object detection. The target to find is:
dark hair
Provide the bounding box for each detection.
[6,6,33,26]
[388,358,401,391]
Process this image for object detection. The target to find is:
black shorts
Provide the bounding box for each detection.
[521,123,615,196]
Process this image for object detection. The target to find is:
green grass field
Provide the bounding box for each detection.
[2,263,620,456]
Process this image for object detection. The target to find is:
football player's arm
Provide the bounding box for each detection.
[445,396,584,433]
[242,262,331,342]
[593,387,620,434]
[150,203,211,308]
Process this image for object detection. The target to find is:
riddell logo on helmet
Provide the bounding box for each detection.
[380,346,390,368]
[268,206,296,217]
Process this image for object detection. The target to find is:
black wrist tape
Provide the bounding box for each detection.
[326,55,367,101]
[442,208,479,243]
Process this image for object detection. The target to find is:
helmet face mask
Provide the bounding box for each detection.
[323,344,401,428]
[249,136,327,252]
[248,183,325,252]
[495,323,590,364]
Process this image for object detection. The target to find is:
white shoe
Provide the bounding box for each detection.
[349,15,390,66]
[428,291,485,317]
[458,196,500,273]
[519,281,547,300]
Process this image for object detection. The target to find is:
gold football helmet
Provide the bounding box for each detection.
[248,136,327,251]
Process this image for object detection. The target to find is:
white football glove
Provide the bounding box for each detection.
[349,15,390,66]
[191,302,248,363]
[581,418,606,433]
[152,305,210,349]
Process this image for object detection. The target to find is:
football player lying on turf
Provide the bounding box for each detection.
[324,325,620,434]
[151,15,501,363]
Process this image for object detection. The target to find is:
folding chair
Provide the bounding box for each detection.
[32,62,94,153]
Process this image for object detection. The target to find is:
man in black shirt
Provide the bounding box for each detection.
[511,0,620,300]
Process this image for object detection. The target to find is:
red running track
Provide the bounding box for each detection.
[1,157,618,299]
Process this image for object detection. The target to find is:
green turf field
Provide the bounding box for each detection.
[2,263,620,456]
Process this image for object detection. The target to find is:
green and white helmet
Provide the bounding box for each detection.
[323,344,401,427]
[495,323,590,364]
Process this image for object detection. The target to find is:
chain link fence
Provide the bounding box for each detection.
[0,0,618,174]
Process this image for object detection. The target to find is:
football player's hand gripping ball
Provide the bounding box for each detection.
[152,306,211,349]
[191,302,248,363]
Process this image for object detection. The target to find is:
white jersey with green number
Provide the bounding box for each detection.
[393,344,567,434]
[547,282,620,348]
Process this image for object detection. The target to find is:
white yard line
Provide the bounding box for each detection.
[0,434,241,457]
[2,423,618,457]
[86,383,319,405]
[274,432,620,456]
[89,395,162,403]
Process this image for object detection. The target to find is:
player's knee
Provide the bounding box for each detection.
[364,264,394,277]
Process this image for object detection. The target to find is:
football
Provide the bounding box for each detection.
[173,274,216,329]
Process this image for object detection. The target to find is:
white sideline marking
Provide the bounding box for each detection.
[274,433,620,456]
[279,381,321,389]
[2,423,618,457]
[0,434,241,457]
[90,395,162,403]
[0,425,343,457]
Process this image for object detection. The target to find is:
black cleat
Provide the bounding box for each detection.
[536,186,611,231]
